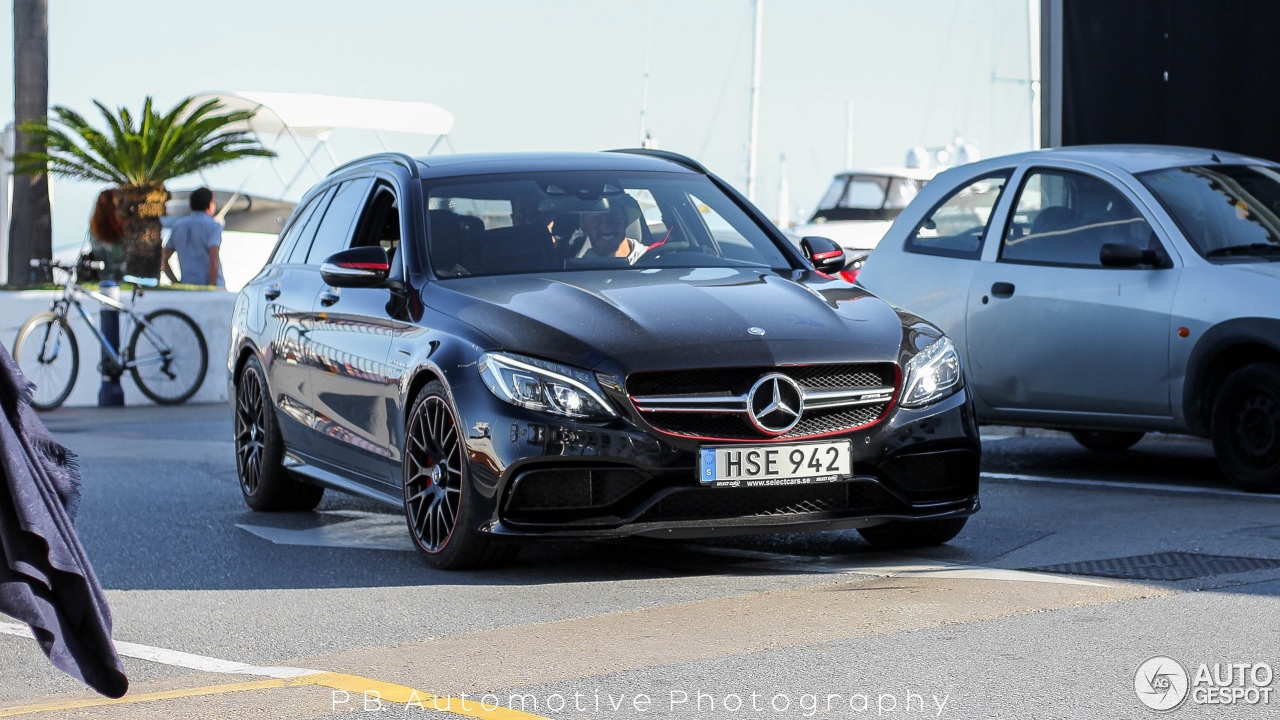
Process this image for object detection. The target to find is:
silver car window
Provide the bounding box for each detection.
[905,171,1010,259]
[1002,169,1156,267]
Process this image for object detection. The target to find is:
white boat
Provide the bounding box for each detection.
[787,166,939,267]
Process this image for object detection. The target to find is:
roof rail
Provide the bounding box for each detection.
[328,152,421,179]
[606,148,708,174]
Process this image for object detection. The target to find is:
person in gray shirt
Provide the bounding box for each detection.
[162,187,224,286]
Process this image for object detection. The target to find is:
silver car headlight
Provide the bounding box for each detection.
[900,336,963,408]
[479,352,616,419]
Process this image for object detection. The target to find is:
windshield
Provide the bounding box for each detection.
[810,174,925,223]
[423,171,791,278]
[1138,164,1280,261]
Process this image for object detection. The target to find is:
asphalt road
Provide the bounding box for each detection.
[2,403,1279,719]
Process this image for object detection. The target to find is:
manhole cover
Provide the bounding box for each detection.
[1029,551,1280,581]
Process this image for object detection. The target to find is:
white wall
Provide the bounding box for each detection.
[0,289,235,407]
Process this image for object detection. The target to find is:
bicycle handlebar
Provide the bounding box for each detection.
[30,257,107,271]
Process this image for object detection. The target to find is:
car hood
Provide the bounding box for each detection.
[429,268,904,373]
[1228,261,1280,281]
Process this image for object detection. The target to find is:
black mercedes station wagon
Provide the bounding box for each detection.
[230,149,980,568]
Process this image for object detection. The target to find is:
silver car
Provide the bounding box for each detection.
[856,145,1280,492]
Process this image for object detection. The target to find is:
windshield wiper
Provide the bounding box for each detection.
[1204,243,1280,258]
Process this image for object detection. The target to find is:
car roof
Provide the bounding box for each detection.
[960,144,1277,176]
[340,150,704,180]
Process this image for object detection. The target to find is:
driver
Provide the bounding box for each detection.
[579,197,648,264]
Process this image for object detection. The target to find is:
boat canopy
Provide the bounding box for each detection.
[189,91,455,138]
[182,91,455,222]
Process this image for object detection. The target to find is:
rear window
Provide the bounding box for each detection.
[905,171,1010,259]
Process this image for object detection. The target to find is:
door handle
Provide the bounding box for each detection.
[263,287,281,300]
[991,282,1015,298]
[319,292,341,307]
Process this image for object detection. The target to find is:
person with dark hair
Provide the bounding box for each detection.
[162,187,224,286]
[87,189,126,282]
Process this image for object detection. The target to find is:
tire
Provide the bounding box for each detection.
[13,312,79,411]
[1212,362,1280,493]
[857,517,969,550]
[235,355,323,511]
[128,309,208,405]
[1069,430,1145,453]
[403,381,517,569]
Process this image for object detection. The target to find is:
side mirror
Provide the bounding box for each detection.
[321,246,391,287]
[800,236,846,274]
[1099,242,1159,268]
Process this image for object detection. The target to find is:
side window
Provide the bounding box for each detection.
[286,187,335,264]
[1001,169,1156,267]
[272,190,324,264]
[906,171,1010,259]
[306,177,375,264]
[351,183,402,260]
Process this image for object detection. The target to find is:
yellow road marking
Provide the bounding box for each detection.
[0,673,551,719]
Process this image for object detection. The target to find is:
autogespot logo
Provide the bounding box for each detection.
[1136,656,1190,712]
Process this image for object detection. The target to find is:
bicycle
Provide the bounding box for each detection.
[13,258,209,411]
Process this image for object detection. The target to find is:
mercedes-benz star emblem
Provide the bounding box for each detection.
[747,373,804,435]
[748,326,766,336]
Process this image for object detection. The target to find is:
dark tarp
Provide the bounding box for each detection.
[1061,0,1280,163]
[0,341,128,698]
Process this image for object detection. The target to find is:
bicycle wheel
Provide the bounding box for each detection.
[13,312,79,411]
[128,308,208,405]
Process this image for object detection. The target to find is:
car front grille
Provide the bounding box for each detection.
[627,363,897,441]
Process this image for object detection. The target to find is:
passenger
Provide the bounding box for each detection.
[513,196,579,256]
[579,198,647,263]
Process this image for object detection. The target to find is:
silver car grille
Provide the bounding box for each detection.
[627,363,898,441]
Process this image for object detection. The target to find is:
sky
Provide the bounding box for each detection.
[0,0,1037,255]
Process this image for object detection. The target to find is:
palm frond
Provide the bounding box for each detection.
[12,95,276,188]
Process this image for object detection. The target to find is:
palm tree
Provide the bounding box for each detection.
[13,96,275,278]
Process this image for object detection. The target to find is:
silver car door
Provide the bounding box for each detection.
[966,166,1180,420]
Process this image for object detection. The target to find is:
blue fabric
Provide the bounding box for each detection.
[164,212,224,286]
[0,341,128,698]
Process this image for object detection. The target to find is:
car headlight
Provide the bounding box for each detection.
[478,352,616,419]
[900,336,963,408]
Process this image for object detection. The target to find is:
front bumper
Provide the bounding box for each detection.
[452,380,980,541]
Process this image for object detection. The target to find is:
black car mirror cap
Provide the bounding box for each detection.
[320,246,392,288]
[1099,242,1160,268]
[800,236,846,274]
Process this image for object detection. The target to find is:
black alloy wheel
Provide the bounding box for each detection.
[1213,363,1280,492]
[235,355,324,511]
[403,381,515,569]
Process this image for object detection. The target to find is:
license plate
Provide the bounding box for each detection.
[698,440,853,488]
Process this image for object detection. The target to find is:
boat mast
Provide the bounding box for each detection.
[639,0,655,147]
[1028,0,1042,149]
[746,0,763,202]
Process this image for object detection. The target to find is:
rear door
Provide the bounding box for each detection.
[305,178,405,490]
[256,186,333,448]
[282,176,376,462]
